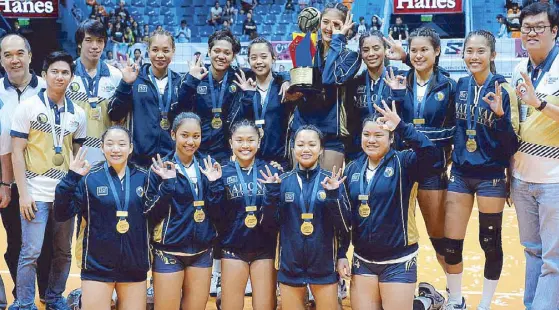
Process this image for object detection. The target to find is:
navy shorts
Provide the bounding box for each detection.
[81,269,147,283]
[447,174,507,198]
[152,249,213,273]
[351,254,417,283]
[221,249,275,264]
[418,172,449,190]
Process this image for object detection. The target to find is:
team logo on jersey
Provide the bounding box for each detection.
[68,119,79,131]
[459,91,467,101]
[226,176,238,184]
[138,84,148,93]
[197,86,207,95]
[384,167,394,178]
[436,91,445,101]
[317,190,326,201]
[69,82,80,92]
[547,77,558,85]
[136,186,144,197]
[285,192,294,202]
[357,85,366,93]
[37,113,48,124]
[405,256,417,272]
[449,175,455,183]
[351,173,360,182]
[229,84,237,93]
[103,85,116,93]
[97,186,108,196]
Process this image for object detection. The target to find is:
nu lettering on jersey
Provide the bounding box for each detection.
[226,181,265,200]
[354,86,381,109]
[455,102,497,128]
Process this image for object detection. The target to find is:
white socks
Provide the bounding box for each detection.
[479,278,498,309]
[213,259,221,274]
[447,272,463,303]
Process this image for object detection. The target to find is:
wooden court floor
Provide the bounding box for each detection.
[0,205,525,309]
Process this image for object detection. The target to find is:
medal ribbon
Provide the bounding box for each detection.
[413,73,434,124]
[234,161,258,214]
[365,69,386,115]
[43,92,68,155]
[252,85,272,130]
[296,168,321,222]
[208,69,229,120]
[174,154,204,207]
[104,162,130,217]
[528,45,559,89]
[358,159,383,205]
[148,67,173,121]
[466,73,493,139]
[76,59,102,108]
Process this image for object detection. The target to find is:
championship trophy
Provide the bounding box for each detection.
[288,7,321,94]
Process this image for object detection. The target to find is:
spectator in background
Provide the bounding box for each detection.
[112,23,124,42]
[115,0,130,21]
[241,0,254,14]
[209,1,223,26]
[507,4,521,30]
[223,0,238,24]
[105,10,116,26]
[107,22,114,37]
[131,21,141,42]
[371,15,383,31]
[497,14,510,37]
[124,26,135,44]
[389,16,409,40]
[357,16,367,37]
[12,21,21,34]
[133,48,144,65]
[115,15,124,30]
[285,0,294,11]
[143,24,150,37]
[278,64,285,72]
[105,50,118,67]
[222,19,231,31]
[156,24,163,32]
[142,35,149,43]
[175,20,191,43]
[298,0,309,11]
[243,12,257,37]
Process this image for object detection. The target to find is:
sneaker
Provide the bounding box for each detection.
[46,298,70,310]
[338,279,348,300]
[210,273,220,297]
[418,282,445,310]
[476,306,490,310]
[146,282,154,305]
[245,277,253,296]
[306,285,315,307]
[444,297,467,310]
[215,274,222,309]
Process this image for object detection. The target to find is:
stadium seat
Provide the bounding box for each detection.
[232,25,243,36]
[193,0,205,7]
[279,14,292,24]
[200,26,214,37]
[194,7,207,16]
[264,15,276,25]
[253,14,263,24]
[164,15,176,26]
[260,25,272,36]
[275,24,287,35]
[131,0,144,7]
[161,0,173,7]
[145,7,157,16]
[148,15,160,25]
[160,6,173,16]
[270,4,282,15]
[254,6,267,16]
[193,15,207,26]
[271,34,283,41]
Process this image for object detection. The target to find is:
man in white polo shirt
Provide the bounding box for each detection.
[0,34,54,309]
[11,51,86,310]
[511,3,559,309]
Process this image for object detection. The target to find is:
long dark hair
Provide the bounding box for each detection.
[464,30,497,74]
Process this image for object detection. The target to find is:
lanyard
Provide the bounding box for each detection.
[296,170,321,218]
[43,92,68,154]
[208,69,229,113]
[466,74,493,136]
[234,161,258,207]
[174,154,203,202]
[358,160,382,203]
[76,59,102,108]
[253,87,271,126]
[104,162,130,214]
[148,67,173,116]
[528,45,559,89]
[413,73,433,121]
[365,70,385,115]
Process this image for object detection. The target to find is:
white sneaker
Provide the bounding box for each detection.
[476,306,490,310]
[210,272,220,296]
[338,279,348,299]
[245,277,253,296]
[444,297,467,310]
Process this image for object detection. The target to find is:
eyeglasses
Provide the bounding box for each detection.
[520,25,553,34]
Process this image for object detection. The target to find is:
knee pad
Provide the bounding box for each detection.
[479,212,504,280]
[430,237,446,257]
[444,238,464,266]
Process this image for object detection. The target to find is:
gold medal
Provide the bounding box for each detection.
[52,153,64,166]
[116,219,130,234]
[413,118,425,125]
[359,203,371,218]
[466,138,477,153]
[258,127,265,138]
[244,214,258,228]
[160,118,170,130]
[300,221,314,236]
[211,117,222,129]
[194,209,206,223]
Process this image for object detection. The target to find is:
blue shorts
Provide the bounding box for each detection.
[351,254,417,283]
[81,269,147,283]
[152,249,213,273]
[221,249,275,264]
[447,174,507,198]
[418,172,449,190]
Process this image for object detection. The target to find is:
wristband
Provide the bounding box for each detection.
[536,100,548,111]
[0,182,12,189]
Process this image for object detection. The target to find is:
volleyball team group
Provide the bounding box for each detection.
[0,1,558,310]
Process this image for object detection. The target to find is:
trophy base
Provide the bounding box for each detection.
[288,66,321,95]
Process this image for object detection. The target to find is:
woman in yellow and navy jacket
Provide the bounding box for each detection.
[54,126,149,310]
[144,112,224,310]
[215,119,281,310]
[443,31,520,310]
[260,125,350,310]
[341,104,437,310]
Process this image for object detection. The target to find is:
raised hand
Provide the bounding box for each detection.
[199,155,222,181]
[279,81,290,103]
[189,55,209,80]
[69,147,91,176]
[384,36,407,62]
[483,81,504,117]
[151,154,177,180]
[321,166,347,191]
[258,165,281,184]
[269,161,284,173]
[120,60,140,85]
[233,70,256,91]
[516,71,540,108]
[374,100,401,131]
[332,13,355,37]
[383,67,406,90]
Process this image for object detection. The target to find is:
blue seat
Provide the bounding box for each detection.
[253,14,263,24]
[200,25,214,37]
[279,14,292,24]
[148,15,160,25]
[193,0,205,7]
[275,24,287,35]
[260,25,272,35]
[270,4,282,15]
[271,34,282,41]
[160,6,173,16]
[164,15,176,26]
[193,15,206,26]
[145,8,157,16]
[131,0,144,7]
[161,0,173,7]
[264,15,276,25]
[232,24,243,36]
[194,7,207,16]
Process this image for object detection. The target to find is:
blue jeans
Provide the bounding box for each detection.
[511,178,559,309]
[16,202,74,309]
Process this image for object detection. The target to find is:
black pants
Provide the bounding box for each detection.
[0,186,53,300]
